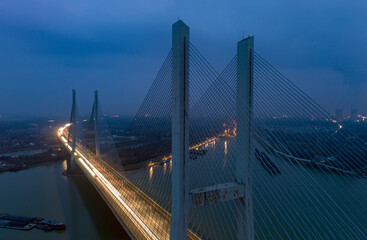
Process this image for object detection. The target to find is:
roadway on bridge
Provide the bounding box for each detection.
[58,124,198,240]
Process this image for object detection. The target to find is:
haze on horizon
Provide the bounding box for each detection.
[0,0,366,118]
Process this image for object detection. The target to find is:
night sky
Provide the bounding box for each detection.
[0,0,366,118]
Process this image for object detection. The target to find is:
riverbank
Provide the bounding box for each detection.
[0,148,69,173]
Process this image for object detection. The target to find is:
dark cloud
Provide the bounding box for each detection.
[0,0,366,117]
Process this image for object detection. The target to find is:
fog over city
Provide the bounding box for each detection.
[0,0,366,118]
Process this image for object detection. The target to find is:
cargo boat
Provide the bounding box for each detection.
[0,213,65,231]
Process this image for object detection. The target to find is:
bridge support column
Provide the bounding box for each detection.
[236,36,255,240]
[171,20,190,240]
[67,89,77,173]
[93,90,101,157]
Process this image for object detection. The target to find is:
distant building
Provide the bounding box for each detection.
[335,109,343,122]
[351,109,358,122]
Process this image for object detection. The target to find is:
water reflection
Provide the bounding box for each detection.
[62,159,67,171]
[163,162,167,175]
[224,140,228,155]
[149,167,153,181]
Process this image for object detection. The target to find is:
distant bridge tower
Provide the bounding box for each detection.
[236,36,255,240]
[171,20,190,240]
[92,90,101,157]
[67,89,77,173]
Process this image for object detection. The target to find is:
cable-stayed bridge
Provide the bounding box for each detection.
[57,20,367,240]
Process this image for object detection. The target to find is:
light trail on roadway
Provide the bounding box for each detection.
[58,124,199,240]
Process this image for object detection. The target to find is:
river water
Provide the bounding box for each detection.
[0,160,129,240]
[125,139,367,240]
[2,140,367,240]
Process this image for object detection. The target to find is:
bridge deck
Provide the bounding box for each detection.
[58,125,198,240]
